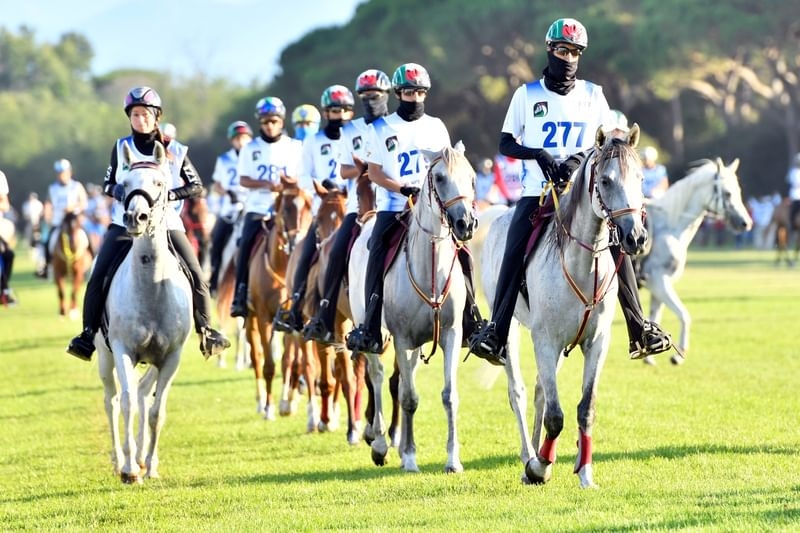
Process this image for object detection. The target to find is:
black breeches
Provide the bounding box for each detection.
[169,229,211,331]
[362,211,401,332]
[82,224,131,331]
[291,221,319,300]
[611,245,644,340]
[319,213,358,326]
[235,213,267,288]
[209,218,234,287]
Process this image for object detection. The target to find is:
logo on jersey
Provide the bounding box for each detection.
[252,150,261,161]
[320,143,331,155]
[533,102,548,117]
[385,136,398,152]
[353,136,362,151]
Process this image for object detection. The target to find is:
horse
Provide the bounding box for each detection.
[282,181,348,432]
[50,211,93,319]
[481,127,647,488]
[214,211,250,370]
[243,179,314,419]
[768,197,800,266]
[349,143,476,473]
[95,142,193,484]
[637,158,753,364]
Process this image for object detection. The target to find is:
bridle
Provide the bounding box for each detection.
[703,161,730,221]
[123,160,169,237]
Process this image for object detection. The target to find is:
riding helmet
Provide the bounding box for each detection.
[124,86,163,118]
[545,18,588,49]
[391,63,432,91]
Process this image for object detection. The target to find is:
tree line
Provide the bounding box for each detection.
[1,0,798,209]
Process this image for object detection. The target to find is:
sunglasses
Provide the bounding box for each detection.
[400,88,428,97]
[551,46,582,58]
[260,117,282,125]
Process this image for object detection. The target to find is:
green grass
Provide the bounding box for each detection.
[1,247,798,532]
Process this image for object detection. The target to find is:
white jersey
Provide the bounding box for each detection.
[299,130,347,214]
[109,137,188,231]
[501,79,609,196]
[787,166,800,201]
[0,172,7,219]
[47,180,88,227]
[238,135,303,215]
[642,164,668,199]
[367,113,451,212]
[340,118,373,215]
[212,148,247,219]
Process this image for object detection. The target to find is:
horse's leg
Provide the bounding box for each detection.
[651,277,690,364]
[364,352,389,466]
[352,351,367,441]
[362,356,376,444]
[144,354,180,480]
[301,339,321,433]
[70,267,82,319]
[396,343,422,473]
[524,342,563,485]
[262,324,280,420]
[440,331,463,474]
[97,344,123,475]
[388,357,401,449]
[316,341,335,431]
[279,335,297,416]
[503,319,534,480]
[573,338,610,489]
[245,316,266,414]
[55,269,66,316]
[136,367,158,472]
[110,342,142,484]
[336,321,361,445]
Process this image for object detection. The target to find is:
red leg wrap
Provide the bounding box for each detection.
[539,437,558,464]
[573,429,593,473]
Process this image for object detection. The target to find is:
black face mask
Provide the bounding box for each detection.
[324,119,343,140]
[397,99,425,121]
[260,130,282,143]
[543,52,578,95]
[360,93,389,123]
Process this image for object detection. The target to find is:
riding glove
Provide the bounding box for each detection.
[400,186,420,197]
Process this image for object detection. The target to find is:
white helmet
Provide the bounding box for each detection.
[642,146,658,161]
[601,109,629,135]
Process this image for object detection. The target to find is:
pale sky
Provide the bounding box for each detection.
[0,0,364,85]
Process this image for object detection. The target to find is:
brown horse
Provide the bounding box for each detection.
[245,179,314,419]
[769,197,800,266]
[51,212,93,318]
[283,181,348,432]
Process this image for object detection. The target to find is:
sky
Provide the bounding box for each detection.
[0,0,365,86]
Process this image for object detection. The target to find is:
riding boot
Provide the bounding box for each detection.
[303,299,335,344]
[468,197,539,365]
[347,292,386,354]
[274,289,305,333]
[612,246,672,359]
[67,328,96,361]
[230,283,249,318]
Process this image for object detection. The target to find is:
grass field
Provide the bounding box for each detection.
[1,246,798,532]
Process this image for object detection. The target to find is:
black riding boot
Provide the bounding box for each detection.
[275,222,318,333]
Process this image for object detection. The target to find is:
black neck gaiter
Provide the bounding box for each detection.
[324,120,343,140]
[542,52,578,95]
[130,128,163,155]
[397,100,425,122]
[260,130,282,143]
[361,93,389,123]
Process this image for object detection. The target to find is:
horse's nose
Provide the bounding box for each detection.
[624,227,648,254]
[137,213,149,224]
[454,217,473,241]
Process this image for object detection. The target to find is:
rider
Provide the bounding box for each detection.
[273,85,355,333]
[208,120,253,296]
[346,62,482,354]
[641,146,670,200]
[303,68,392,344]
[468,18,673,365]
[38,159,88,279]
[67,86,231,361]
[0,169,16,304]
[229,96,304,318]
[291,104,322,142]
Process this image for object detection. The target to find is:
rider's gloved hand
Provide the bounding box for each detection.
[321,179,339,191]
[557,152,586,183]
[112,183,125,202]
[399,186,420,197]
[534,150,559,182]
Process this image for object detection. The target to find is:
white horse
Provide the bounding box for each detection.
[349,143,476,473]
[638,158,752,364]
[96,142,193,484]
[481,127,647,488]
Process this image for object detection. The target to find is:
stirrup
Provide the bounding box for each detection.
[346,325,384,354]
[303,316,334,344]
[273,307,301,333]
[467,321,507,366]
[199,328,231,359]
[629,321,672,360]
[66,331,95,362]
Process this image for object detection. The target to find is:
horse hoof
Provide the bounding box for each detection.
[642,355,657,366]
[69,309,80,321]
[120,472,142,485]
[371,448,388,466]
[670,354,685,366]
[347,430,360,446]
[525,459,552,484]
[263,405,276,421]
[444,464,464,474]
[279,400,292,417]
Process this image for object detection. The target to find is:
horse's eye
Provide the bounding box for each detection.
[435,173,445,183]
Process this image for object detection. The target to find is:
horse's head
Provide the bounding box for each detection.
[589,124,647,254]
[419,142,477,242]
[356,173,375,218]
[705,158,753,233]
[119,141,171,237]
[274,180,313,253]
[313,180,347,242]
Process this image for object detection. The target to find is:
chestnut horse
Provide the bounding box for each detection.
[244,180,313,419]
[50,212,93,318]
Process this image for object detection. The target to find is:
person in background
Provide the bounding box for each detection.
[493,153,523,206]
[83,183,110,253]
[641,146,669,200]
[475,158,497,208]
[786,153,800,236]
[468,17,672,365]
[67,86,230,361]
[39,159,88,279]
[208,120,253,296]
[161,122,177,141]
[0,169,17,304]
[291,104,322,142]
[273,84,355,333]
[229,96,304,318]
[303,68,392,344]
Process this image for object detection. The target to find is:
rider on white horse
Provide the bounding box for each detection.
[208,120,253,296]
[274,84,355,334]
[346,63,482,354]
[303,68,392,344]
[468,18,672,365]
[67,86,231,361]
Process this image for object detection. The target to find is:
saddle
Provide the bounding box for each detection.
[101,233,192,297]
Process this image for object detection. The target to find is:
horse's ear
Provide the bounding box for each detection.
[154,141,166,165]
[729,158,740,173]
[627,123,640,148]
[122,141,134,166]
[420,148,438,164]
[454,140,466,155]
[312,179,328,197]
[595,126,605,147]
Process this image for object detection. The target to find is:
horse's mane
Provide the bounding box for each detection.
[555,138,640,248]
[649,159,717,224]
[437,145,461,176]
